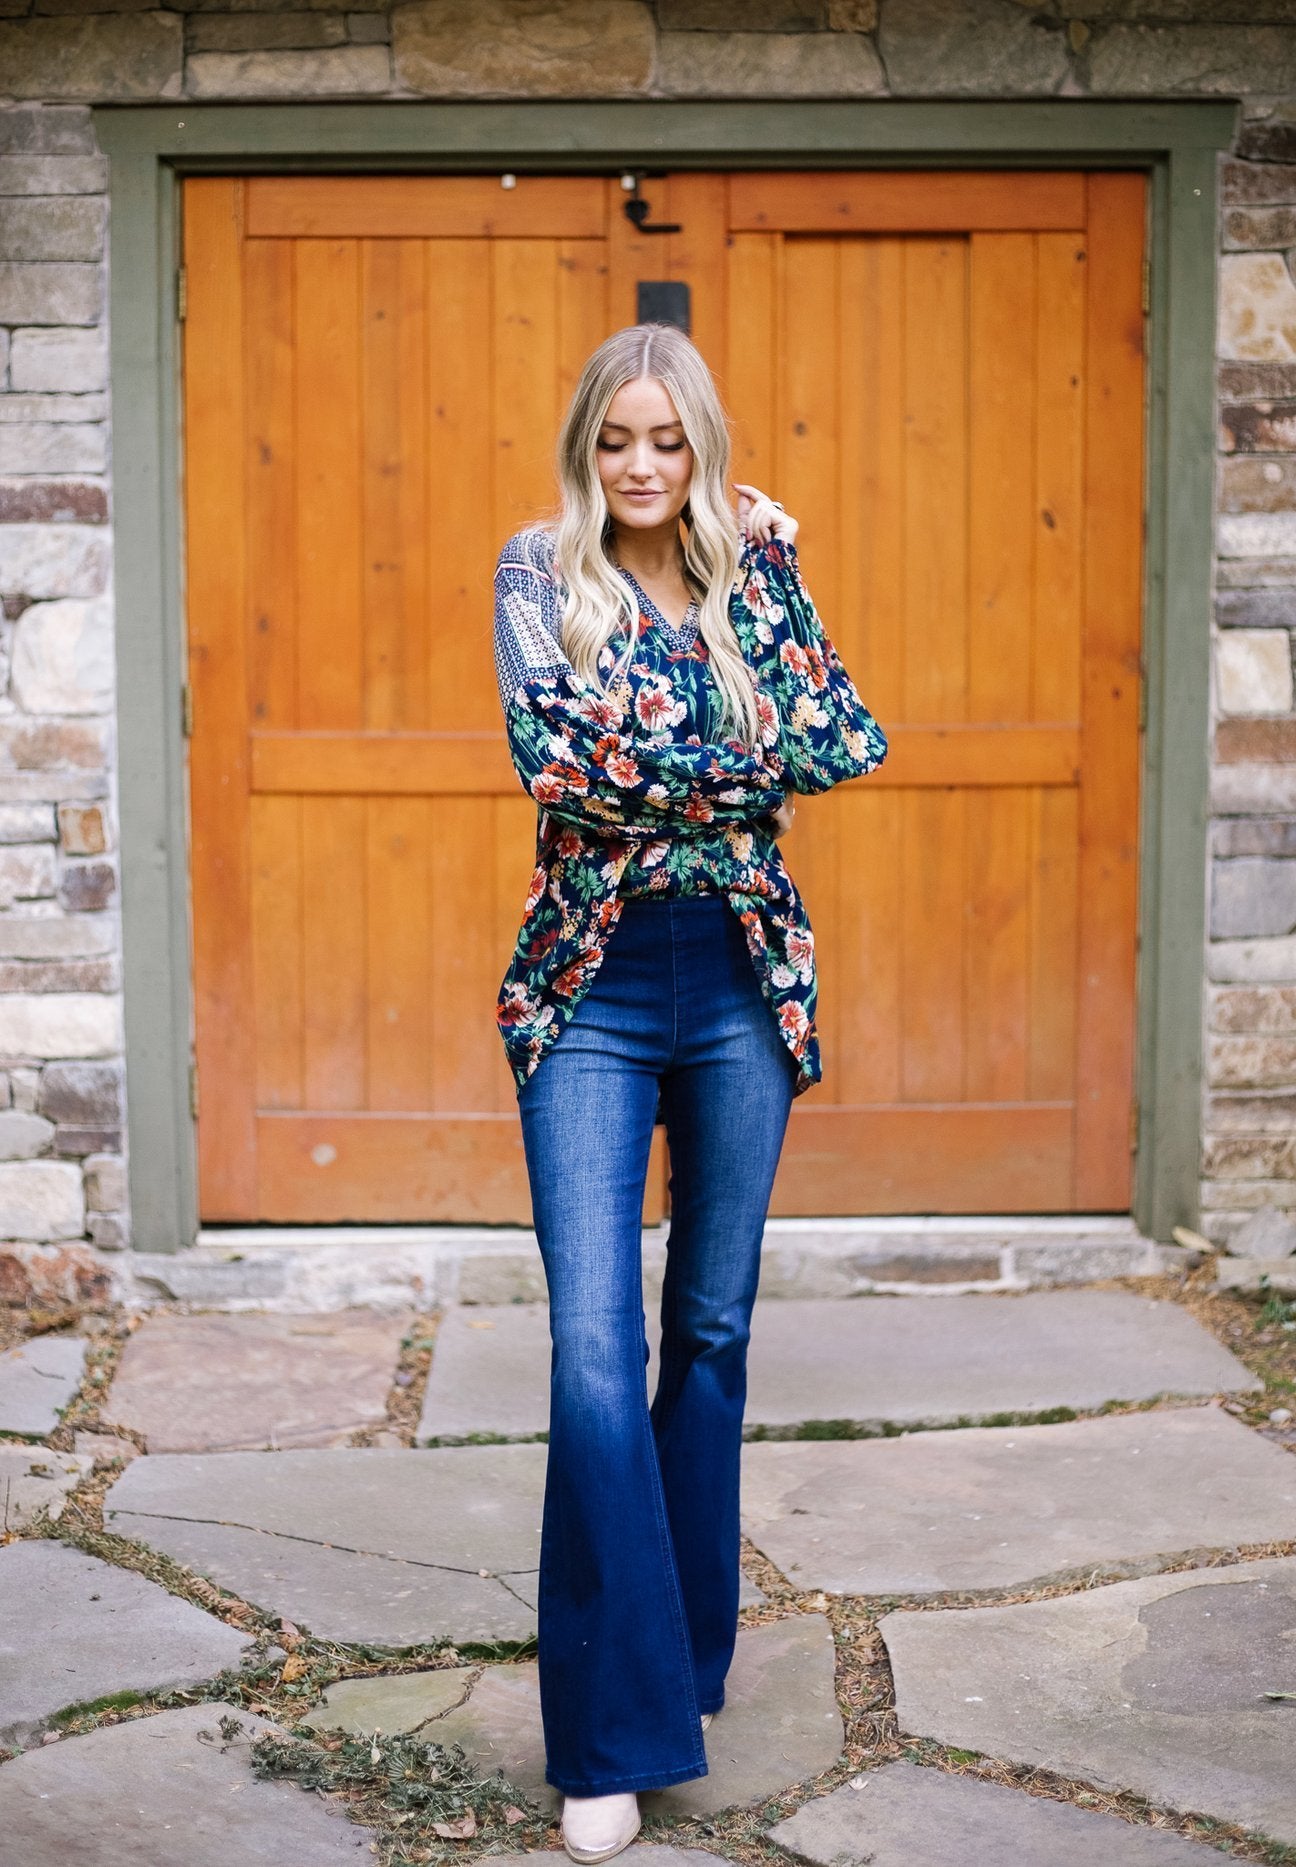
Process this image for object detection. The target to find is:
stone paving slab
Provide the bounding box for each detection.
[0,1443,93,1530]
[741,1405,1296,1596]
[104,1309,413,1453]
[305,1613,843,1819]
[881,1555,1296,1845]
[0,1702,376,1862]
[103,1443,762,1642]
[104,1444,548,1645]
[0,1540,254,1749]
[767,1760,1229,1865]
[0,1332,87,1436]
[417,1292,1258,1441]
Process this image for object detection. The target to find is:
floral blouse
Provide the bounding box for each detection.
[491,522,888,1099]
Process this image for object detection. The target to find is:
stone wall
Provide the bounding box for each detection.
[1209,146,1296,1243]
[0,0,1294,1258]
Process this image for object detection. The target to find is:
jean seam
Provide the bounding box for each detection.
[639,1340,707,1777]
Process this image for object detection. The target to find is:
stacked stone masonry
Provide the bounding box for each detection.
[0,0,1294,1251]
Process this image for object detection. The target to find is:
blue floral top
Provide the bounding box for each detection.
[492,523,888,1099]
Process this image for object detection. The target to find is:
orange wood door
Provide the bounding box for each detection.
[720,171,1145,1213]
[183,170,1144,1223]
[183,174,673,1221]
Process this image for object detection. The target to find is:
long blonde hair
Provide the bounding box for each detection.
[531,323,761,749]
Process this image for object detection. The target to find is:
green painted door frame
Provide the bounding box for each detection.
[92,98,1236,1251]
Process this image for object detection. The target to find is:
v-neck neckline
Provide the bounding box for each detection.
[612,559,700,646]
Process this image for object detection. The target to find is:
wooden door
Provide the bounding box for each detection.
[182,170,1144,1223]
[722,171,1145,1213]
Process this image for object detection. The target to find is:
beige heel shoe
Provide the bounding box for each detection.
[700,1712,713,1729]
[561,1791,641,1864]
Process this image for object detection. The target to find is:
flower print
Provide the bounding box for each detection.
[604,750,642,787]
[805,648,831,694]
[683,796,715,823]
[636,675,688,733]
[741,563,787,629]
[531,771,568,805]
[778,999,811,1052]
[640,840,670,868]
[739,908,767,950]
[553,952,600,998]
[724,828,754,865]
[791,692,828,733]
[770,961,797,988]
[786,927,815,975]
[780,640,811,677]
[576,690,625,730]
[754,688,780,747]
[497,981,536,1027]
[555,828,584,859]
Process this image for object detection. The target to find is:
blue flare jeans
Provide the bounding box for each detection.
[515,892,798,1798]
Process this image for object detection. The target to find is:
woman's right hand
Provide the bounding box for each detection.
[766,797,796,838]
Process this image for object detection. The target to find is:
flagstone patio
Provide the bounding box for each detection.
[2,1281,1292,1862]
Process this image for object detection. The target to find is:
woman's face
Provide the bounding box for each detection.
[595,375,694,535]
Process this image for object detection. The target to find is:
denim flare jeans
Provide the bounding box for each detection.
[516,892,798,1798]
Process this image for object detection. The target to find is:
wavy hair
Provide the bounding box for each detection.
[529,323,760,749]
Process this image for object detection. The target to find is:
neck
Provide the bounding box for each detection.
[608,520,685,580]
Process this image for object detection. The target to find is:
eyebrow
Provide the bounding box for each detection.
[599,419,684,432]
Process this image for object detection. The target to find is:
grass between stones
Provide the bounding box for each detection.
[2,1269,1296,1864]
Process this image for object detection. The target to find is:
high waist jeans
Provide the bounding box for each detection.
[516,893,798,1798]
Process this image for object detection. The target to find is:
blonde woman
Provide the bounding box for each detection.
[492,323,887,1863]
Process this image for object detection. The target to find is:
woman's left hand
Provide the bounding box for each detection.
[766,796,796,838]
[733,482,799,548]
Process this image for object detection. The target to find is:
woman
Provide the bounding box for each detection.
[491,323,887,1864]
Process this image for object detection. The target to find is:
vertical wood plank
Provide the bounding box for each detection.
[494,237,563,542]
[964,788,1031,1102]
[295,237,363,729]
[903,238,969,724]
[301,795,367,1110]
[361,239,429,732]
[250,795,303,1110]
[901,787,966,1102]
[664,170,729,378]
[366,796,433,1110]
[430,798,499,1110]
[1034,231,1087,724]
[426,238,494,734]
[185,177,257,1216]
[725,232,779,490]
[836,787,903,1105]
[1028,785,1079,1103]
[244,236,298,731]
[1074,171,1146,1205]
[968,232,1035,723]
[783,237,842,632]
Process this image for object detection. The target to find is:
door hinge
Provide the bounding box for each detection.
[189,1059,199,1121]
[1140,253,1150,316]
[176,266,187,322]
[181,682,194,737]
[1129,1100,1140,1152]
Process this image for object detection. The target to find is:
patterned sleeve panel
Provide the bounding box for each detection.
[492,525,572,713]
[734,533,888,796]
[493,528,787,839]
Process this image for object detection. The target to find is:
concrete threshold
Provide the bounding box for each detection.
[101,1215,1179,1314]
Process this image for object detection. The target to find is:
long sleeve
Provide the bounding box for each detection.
[494,528,786,839]
[734,533,888,796]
